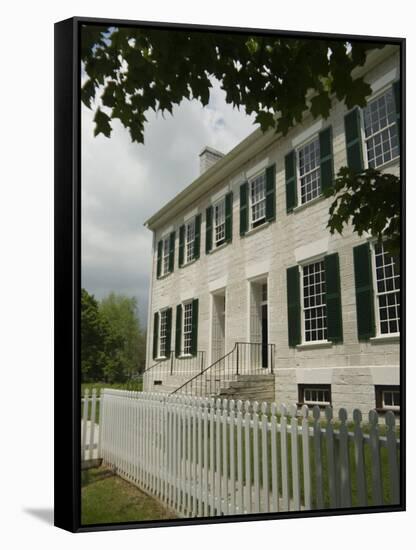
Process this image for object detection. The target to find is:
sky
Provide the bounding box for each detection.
[81,77,257,327]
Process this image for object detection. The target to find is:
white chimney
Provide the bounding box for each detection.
[199,146,224,175]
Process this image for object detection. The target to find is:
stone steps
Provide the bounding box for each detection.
[217,375,275,403]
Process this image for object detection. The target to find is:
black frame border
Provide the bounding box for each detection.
[54,16,406,533]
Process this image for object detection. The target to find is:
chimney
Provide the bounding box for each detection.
[199,146,224,175]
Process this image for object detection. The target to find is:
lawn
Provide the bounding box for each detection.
[81,467,177,525]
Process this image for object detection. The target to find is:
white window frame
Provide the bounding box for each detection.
[299,257,329,344]
[213,197,226,247]
[370,240,400,337]
[158,308,169,359]
[182,301,193,356]
[380,388,400,411]
[248,170,266,229]
[360,84,400,170]
[161,236,170,276]
[296,135,321,206]
[301,385,331,406]
[184,218,196,264]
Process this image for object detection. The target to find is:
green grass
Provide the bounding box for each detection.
[81,467,177,525]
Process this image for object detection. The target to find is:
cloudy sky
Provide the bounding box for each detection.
[81,77,257,327]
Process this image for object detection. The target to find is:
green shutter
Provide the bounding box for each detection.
[344,108,364,173]
[287,266,301,347]
[393,80,401,147]
[175,305,182,357]
[225,192,233,242]
[353,243,376,340]
[265,164,276,222]
[168,231,175,273]
[319,126,334,193]
[206,206,213,253]
[152,311,159,359]
[156,240,163,278]
[240,182,248,235]
[178,225,185,267]
[285,150,297,213]
[324,253,343,343]
[165,307,172,356]
[194,214,201,260]
[191,298,199,356]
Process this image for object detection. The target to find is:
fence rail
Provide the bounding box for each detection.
[99,389,400,517]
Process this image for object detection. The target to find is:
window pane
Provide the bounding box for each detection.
[374,242,400,334]
[214,199,226,244]
[363,88,399,168]
[303,261,327,342]
[183,303,193,354]
[298,137,321,204]
[250,173,266,225]
[159,310,168,357]
[162,237,170,275]
[185,219,195,263]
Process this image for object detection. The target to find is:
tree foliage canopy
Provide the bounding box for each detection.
[81,289,146,383]
[81,26,382,143]
[81,26,400,257]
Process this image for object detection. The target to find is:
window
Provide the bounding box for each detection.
[362,87,399,169]
[298,137,321,205]
[185,218,196,263]
[214,198,226,246]
[161,237,170,276]
[302,260,327,342]
[375,385,400,411]
[299,384,331,406]
[158,309,168,357]
[249,172,266,228]
[373,242,400,335]
[182,302,193,355]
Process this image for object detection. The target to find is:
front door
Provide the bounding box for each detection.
[211,293,225,364]
[261,303,268,368]
[261,283,268,368]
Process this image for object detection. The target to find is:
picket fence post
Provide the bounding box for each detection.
[96,391,401,519]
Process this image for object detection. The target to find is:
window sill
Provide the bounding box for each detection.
[208,241,229,255]
[157,271,172,281]
[178,354,193,359]
[155,356,169,362]
[297,402,331,409]
[296,340,333,351]
[369,156,400,172]
[370,334,400,344]
[244,220,270,237]
[375,407,400,415]
[180,258,198,269]
[292,193,326,214]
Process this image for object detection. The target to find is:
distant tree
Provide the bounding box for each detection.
[99,293,146,382]
[81,27,400,257]
[80,288,109,381]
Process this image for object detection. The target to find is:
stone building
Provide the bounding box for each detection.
[144,45,401,414]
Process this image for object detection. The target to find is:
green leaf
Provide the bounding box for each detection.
[93,107,112,138]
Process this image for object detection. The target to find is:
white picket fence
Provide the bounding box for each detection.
[81,389,100,461]
[98,389,400,517]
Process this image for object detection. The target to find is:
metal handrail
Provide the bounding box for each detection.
[143,352,173,374]
[171,342,275,396]
[171,344,238,395]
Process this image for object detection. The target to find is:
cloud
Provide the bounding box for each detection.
[81,78,256,326]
